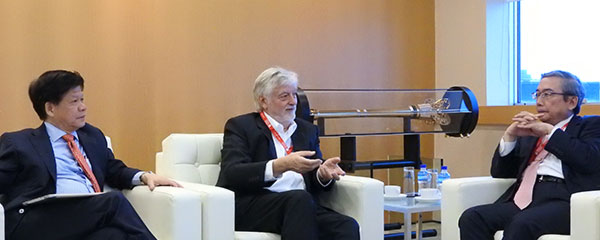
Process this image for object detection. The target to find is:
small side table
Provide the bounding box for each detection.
[384,197,441,240]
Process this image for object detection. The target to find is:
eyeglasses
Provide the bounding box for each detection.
[531,91,572,100]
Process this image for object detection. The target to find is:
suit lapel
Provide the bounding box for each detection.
[30,124,57,181]
[77,127,104,186]
[291,123,308,151]
[255,114,277,159]
[565,115,582,135]
[291,122,318,192]
[560,115,582,179]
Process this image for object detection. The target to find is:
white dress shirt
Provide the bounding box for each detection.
[45,122,144,193]
[262,113,304,192]
[499,115,573,179]
[45,122,97,193]
[262,113,330,192]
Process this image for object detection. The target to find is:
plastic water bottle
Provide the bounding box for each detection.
[438,166,451,191]
[417,164,430,192]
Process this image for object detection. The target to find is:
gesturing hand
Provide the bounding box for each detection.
[273,151,322,176]
[317,157,346,182]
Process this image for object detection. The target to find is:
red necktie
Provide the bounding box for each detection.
[62,134,101,193]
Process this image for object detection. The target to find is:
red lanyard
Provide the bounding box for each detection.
[260,112,293,155]
[529,122,568,163]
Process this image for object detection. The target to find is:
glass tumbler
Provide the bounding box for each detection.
[403,166,416,197]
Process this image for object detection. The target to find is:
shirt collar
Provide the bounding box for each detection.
[44,122,79,143]
[554,114,573,129]
[262,112,297,137]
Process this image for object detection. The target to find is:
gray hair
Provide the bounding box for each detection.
[253,67,298,111]
[541,70,585,114]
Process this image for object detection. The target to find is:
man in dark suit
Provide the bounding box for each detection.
[217,67,360,240]
[0,70,181,240]
[459,70,600,240]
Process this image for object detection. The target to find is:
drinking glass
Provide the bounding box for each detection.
[403,166,416,197]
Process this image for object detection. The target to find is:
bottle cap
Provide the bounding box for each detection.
[441,166,448,170]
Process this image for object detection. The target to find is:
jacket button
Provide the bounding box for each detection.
[19,208,24,214]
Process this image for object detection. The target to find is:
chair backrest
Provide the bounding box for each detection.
[103,136,118,192]
[156,133,224,185]
[105,136,113,150]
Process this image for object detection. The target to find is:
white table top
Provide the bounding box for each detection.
[384,197,441,213]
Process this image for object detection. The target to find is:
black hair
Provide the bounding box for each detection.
[28,70,85,120]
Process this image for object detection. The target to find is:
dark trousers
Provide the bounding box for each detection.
[10,191,156,240]
[459,181,570,240]
[235,190,360,240]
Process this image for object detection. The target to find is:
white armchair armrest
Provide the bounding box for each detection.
[319,175,384,240]
[0,204,4,240]
[571,190,600,240]
[441,177,516,240]
[122,186,203,240]
[176,181,236,240]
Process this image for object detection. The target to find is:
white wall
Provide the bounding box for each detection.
[435,0,511,178]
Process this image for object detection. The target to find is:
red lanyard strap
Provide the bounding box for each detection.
[260,112,293,155]
[530,122,568,163]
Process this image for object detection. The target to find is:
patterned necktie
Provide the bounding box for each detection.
[514,150,548,210]
[62,134,101,193]
[513,123,568,209]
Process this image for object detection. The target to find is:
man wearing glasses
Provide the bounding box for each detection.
[458,70,600,240]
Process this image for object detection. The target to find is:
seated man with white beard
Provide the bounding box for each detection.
[216,67,360,240]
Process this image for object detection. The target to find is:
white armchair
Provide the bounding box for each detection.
[156,133,385,240]
[0,136,205,240]
[107,136,204,240]
[0,204,3,240]
[441,176,600,240]
[122,186,203,240]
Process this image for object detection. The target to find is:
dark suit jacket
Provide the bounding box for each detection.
[216,112,333,197]
[0,123,140,235]
[491,115,600,203]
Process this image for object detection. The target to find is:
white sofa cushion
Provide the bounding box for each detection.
[235,231,281,240]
